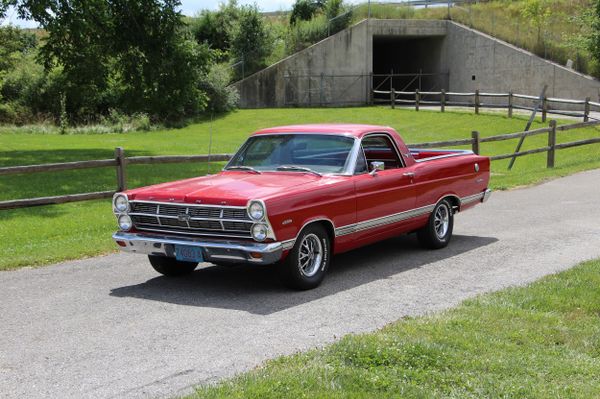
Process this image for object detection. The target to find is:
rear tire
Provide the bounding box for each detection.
[278,224,330,290]
[417,199,454,249]
[148,255,198,277]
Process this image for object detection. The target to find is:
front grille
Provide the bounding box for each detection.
[130,201,253,238]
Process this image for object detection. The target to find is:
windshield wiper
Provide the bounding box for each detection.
[225,165,261,174]
[276,165,322,177]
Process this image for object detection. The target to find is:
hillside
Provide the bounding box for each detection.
[266,0,597,79]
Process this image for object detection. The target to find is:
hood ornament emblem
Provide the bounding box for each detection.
[177,213,191,222]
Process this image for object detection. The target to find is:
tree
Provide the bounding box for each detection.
[519,0,552,48]
[591,0,600,68]
[290,0,321,25]
[230,5,273,79]
[2,0,212,121]
[190,0,240,53]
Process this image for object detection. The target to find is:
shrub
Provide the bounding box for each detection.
[199,63,239,113]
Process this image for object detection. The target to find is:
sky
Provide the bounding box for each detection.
[1,1,302,28]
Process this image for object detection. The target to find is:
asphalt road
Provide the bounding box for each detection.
[2,170,600,399]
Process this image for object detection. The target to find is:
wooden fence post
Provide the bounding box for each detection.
[547,120,556,168]
[508,91,513,118]
[441,89,446,112]
[115,147,127,192]
[584,97,590,122]
[471,131,480,155]
[475,90,480,114]
[390,88,395,109]
[368,72,373,105]
[542,95,547,122]
[415,90,420,112]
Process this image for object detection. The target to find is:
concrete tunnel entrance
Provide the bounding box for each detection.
[372,35,448,95]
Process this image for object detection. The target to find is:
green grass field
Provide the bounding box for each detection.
[189,258,600,398]
[1,107,599,270]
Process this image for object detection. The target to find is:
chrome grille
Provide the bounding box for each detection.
[129,201,252,238]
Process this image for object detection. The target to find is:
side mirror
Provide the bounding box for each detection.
[369,161,385,175]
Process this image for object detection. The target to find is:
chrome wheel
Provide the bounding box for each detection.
[298,233,323,277]
[434,204,450,239]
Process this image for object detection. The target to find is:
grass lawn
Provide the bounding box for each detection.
[190,259,600,398]
[1,107,599,270]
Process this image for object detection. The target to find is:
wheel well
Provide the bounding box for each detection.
[301,219,336,252]
[441,195,461,213]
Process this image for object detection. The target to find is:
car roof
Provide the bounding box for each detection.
[252,124,395,138]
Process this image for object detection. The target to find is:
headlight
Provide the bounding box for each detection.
[248,201,265,221]
[114,194,129,213]
[118,215,133,231]
[251,223,268,242]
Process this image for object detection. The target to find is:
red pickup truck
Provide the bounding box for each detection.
[113,124,490,289]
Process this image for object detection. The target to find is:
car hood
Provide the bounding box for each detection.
[126,171,330,206]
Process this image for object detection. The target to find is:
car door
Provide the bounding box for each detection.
[351,133,417,242]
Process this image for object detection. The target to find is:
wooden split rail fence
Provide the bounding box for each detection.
[408,119,600,168]
[0,151,232,210]
[373,89,599,122]
[1,119,599,210]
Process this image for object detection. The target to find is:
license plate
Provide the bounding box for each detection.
[175,245,204,263]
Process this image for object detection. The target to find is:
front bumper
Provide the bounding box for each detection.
[113,232,286,265]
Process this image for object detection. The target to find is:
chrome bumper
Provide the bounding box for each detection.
[112,232,285,265]
[482,188,492,203]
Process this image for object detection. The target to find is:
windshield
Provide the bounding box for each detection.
[227,134,355,174]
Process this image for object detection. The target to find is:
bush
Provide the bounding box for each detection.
[286,14,329,53]
[199,63,239,113]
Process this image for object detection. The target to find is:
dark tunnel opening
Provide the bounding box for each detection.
[372,36,448,98]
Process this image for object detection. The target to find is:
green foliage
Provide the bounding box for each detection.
[189,0,240,53]
[286,14,329,53]
[324,0,351,35]
[285,0,351,54]
[198,63,239,113]
[192,258,600,398]
[590,0,600,71]
[2,0,214,123]
[289,0,324,25]
[519,0,552,45]
[230,5,274,79]
[2,108,600,269]
[0,25,37,72]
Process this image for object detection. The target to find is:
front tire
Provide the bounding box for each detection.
[148,255,198,277]
[278,224,330,290]
[417,199,454,249]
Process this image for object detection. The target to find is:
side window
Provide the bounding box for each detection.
[354,150,368,174]
[362,135,403,170]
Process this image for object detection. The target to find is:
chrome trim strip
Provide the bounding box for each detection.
[410,149,474,163]
[335,204,435,237]
[129,200,246,209]
[134,226,252,239]
[129,213,253,224]
[460,192,486,205]
[334,189,489,237]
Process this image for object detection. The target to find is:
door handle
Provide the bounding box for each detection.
[403,172,415,178]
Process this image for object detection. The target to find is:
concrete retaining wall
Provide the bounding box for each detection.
[234,19,600,108]
[445,23,600,101]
